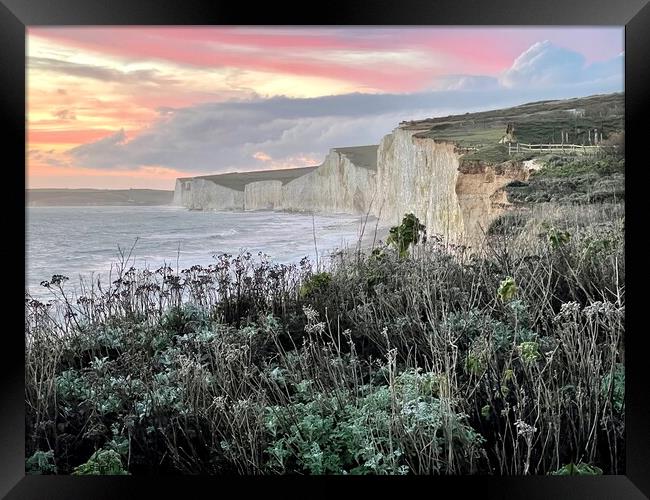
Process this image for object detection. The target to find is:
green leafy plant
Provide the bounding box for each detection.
[541,222,571,248]
[387,213,426,258]
[518,341,540,364]
[71,449,129,475]
[601,363,625,413]
[299,272,332,299]
[497,276,517,302]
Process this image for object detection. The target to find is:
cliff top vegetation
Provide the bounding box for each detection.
[407,92,624,165]
[178,166,319,191]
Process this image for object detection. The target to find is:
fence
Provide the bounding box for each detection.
[507,143,613,155]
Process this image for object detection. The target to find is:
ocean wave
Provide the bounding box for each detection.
[209,229,237,239]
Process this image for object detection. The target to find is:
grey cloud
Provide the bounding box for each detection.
[432,75,500,91]
[69,129,127,167]
[29,57,180,86]
[66,80,623,174]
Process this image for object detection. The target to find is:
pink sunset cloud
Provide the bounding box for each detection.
[29,29,435,94]
[29,27,622,90]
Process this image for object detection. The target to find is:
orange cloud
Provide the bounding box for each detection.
[253,151,272,162]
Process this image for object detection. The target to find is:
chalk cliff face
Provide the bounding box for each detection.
[374,128,465,242]
[244,180,282,210]
[173,178,243,210]
[280,147,377,214]
[172,179,187,206]
[173,132,528,244]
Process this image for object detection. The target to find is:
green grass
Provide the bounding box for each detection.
[418,126,504,146]
[408,93,624,153]
[505,152,625,204]
[459,144,513,165]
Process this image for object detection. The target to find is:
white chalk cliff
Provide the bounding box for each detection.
[374,128,465,241]
[173,128,528,244]
[174,146,378,215]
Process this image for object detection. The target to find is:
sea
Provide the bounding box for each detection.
[26,206,378,301]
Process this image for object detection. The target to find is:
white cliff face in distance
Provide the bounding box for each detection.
[244,180,283,210]
[173,178,243,210]
[280,146,377,214]
[174,146,379,216]
[173,130,528,244]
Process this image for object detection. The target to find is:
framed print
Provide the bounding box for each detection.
[2,0,649,497]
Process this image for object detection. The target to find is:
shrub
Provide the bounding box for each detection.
[26,450,57,475]
[487,212,527,237]
[387,213,426,258]
[265,369,484,475]
[72,449,129,475]
[299,272,332,300]
[550,462,603,476]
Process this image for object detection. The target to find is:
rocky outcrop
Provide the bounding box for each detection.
[455,160,530,241]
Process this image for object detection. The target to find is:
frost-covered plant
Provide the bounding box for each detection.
[550,462,603,476]
[26,450,57,475]
[265,368,484,475]
[72,449,129,475]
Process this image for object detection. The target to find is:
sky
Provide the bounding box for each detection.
[27,27,624,190]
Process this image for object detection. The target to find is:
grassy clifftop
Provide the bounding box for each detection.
[405,92,623,145]
[404,93,624,165]
[179,166,319,191]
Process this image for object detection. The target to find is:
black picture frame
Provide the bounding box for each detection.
[2,0,648,497]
